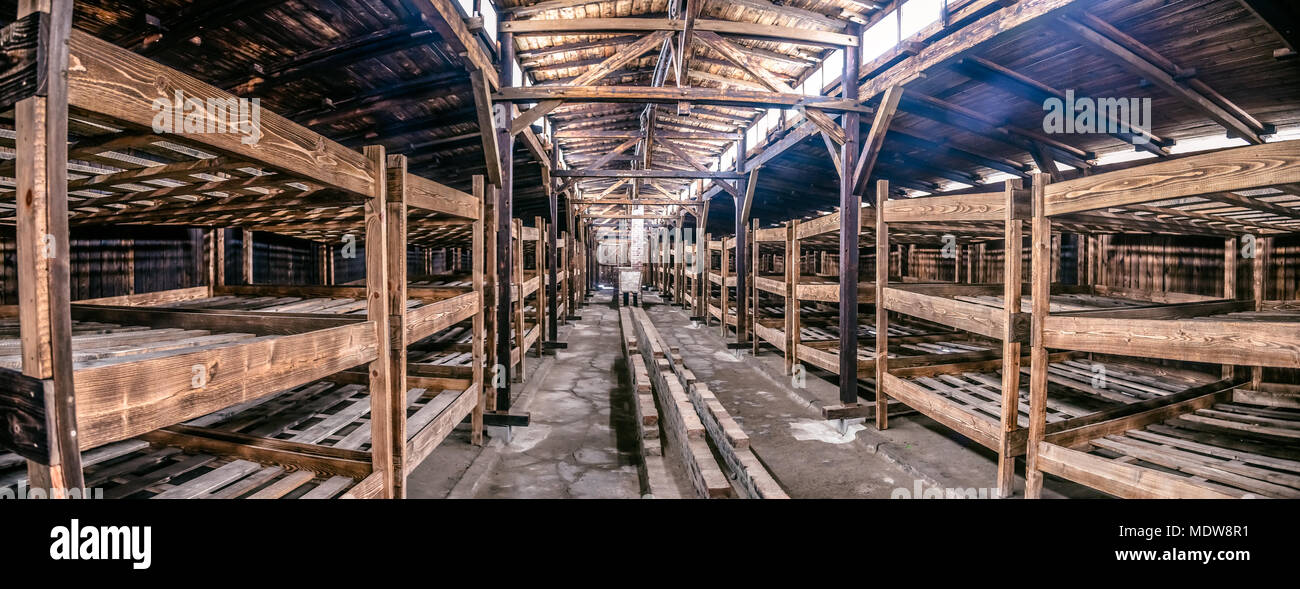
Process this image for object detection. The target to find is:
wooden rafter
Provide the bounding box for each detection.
[511,30,673,135]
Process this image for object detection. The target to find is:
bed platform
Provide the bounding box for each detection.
[1035,387,1300,499]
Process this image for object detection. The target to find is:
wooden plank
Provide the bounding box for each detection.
[151,459,262,499]
[1046,142,1300,215]
[501,18,858,46]
[468,69,501,186]
[998,178,1025,497]
[1045,386,1233,449]
[405,172,479,219]
[0,13,45,111]
[15,0,81,493]
[340,470,385,499]
[1043,316,1300,368]
[882,287,1024,342]
[852,85,903,195]
[1025,173,1052,499]
[405,384,480,475]
[1035,442,1239,499]
[66,30,375,197]
[496,85,870,112]
[883,191,1011,223]
[407,291,479,343]
[0,367,51,463]
[77,286,212,307]
[73,322,377,449]
[880,373,1010,451]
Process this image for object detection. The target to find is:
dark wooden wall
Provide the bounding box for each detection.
[0,226,206,303]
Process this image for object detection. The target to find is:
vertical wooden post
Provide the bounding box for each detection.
[838,37,862,405]
[363,145,393,499]
[514,218,526,382]
[17,0,82,495]
[874,180,890,429]
[484,185,499,412]
[1025,173,1052,499]
[317,242,327,285]
[547,149,560,341]
[998,178,1027,498]
[1223,236,1237,379]
[751,218,760,354]
[1252,236,1269,388]
[472,176,487,445]
[205,228,219,296]
[242,228,254,285]
[786,220,800,374]
[384,155,409,497]
[125,238,136,295]
[719,241,730,336]
[534,216,547,357]
[494,23,516,410]
[734,135,749,346]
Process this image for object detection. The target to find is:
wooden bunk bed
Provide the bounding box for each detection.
[0,13,488,499]
[747,206,1003,420]
[1024,142,1300,499]
[873,175,1273,497]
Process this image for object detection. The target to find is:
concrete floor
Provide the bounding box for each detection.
[409,288,1101,499]
[641,290,1102,499]
[411,291,675,499]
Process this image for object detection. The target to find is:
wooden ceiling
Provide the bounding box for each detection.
[0,0,1296,237]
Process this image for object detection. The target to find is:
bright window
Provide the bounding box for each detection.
[862,12,899,62]
[482,0,499,43]
[900,0,943,40]
[822,49,844,87]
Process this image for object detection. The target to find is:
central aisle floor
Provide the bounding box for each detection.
[642,292,1100,499]
[460,292,674,499]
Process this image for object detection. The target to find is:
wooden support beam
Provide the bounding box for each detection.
[874,179,889,429]
[409,0,498,86]
[363,145,394,499]
[852,85,903,195]
[1025,173,1052,499]
[500,17,860,47]
[548,149,561,344]
[557,136,640,194]
[241,228,254,285]
[385,154,409,497]
[510,31,673,135]
[557,169,746,179]
[838,28,862,406]
[998,178,1027,498]
[470,70,502,186]
[661,138,740,199]
[14,0,81,493]
[953,56,1169,154]
[734,133,750,345]
[495,85,871,112]
[496,22,517,409]
[694,31,845,144]
[1058,15,1266,144]
[1045,142,1300,215]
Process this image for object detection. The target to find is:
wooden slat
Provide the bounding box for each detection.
[1045,142,1300,215]
[66,30,375,197]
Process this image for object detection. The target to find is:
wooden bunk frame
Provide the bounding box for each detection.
[1025,141,1300,499]
[873,171,1286,497]
[0,8,487,499]
[747,204,1005,421]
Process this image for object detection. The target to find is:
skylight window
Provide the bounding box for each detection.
[862,12,899,63]
[822,49,844,90]
[900,0,943,40]
[481,0,499,43]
